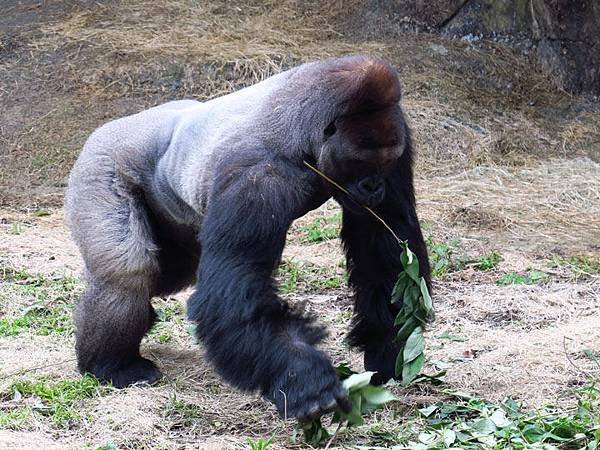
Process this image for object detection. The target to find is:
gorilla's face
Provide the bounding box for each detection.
[317,105,405,214]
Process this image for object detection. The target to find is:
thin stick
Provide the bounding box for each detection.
[302,161,402,244]
[323,421,343,450]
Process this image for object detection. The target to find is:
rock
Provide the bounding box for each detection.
[440,0,600,95]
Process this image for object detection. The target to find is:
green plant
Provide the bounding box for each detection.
[550,255,600,280]
[147,301,185,343]
[300,213,342,243]
[426,238,464,277]
[0,272,79,336]
[276,259,345,293]
[5,374,103,426]
[0,408,31,429]
[403,384,600,449]
[497,270,547,286]
[162,395,205,428]
[391,242,434,385]
[301,371,396,446]
[247,436,273,450]
[10,221,26,235]
[473,251,502,270]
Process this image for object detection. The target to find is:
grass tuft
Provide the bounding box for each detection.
[2,374,104,427]
[0,269,79,336]
[299,212,342,243]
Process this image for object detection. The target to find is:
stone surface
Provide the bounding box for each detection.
[441,0,600,95]
[350,0,599,95]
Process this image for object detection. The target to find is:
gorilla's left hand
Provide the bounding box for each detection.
[264,347,351,421]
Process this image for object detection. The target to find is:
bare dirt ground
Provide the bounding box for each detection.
[1,0,599,449]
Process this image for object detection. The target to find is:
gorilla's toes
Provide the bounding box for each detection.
[110,357,162,388]
[87,357,162,388]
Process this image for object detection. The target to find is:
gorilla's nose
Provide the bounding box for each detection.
[357,177,385,207]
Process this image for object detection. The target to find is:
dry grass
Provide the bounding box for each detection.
[2,0,598,206]
[418,158,600,254]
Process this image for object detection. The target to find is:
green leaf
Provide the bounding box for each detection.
[360,385,397,406]
[403,327,425,363]
[343,372,375,392]
[412,371,446,386]
[419,404,438,417]
[402,353,425,386]
[395,350,404,378]
[443,429,456,446]
[522,424,545,443]
[335,362,355,380]
[403,283,421,308]
[490,409,512,428]
[301,418,330,446]
[395,315,417,340]
[346,392,364,426]
[471,418,497,435]
[401,246,420,282]
[391,272,409,304]
[419,277,433,314]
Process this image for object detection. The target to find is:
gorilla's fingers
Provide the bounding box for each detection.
[335,386,352,413]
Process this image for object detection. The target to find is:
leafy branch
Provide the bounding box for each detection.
[392,242,434,385]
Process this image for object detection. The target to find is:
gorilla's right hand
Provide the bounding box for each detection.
[264,348,351,421]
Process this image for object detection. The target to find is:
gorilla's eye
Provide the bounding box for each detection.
[323,122,337,139]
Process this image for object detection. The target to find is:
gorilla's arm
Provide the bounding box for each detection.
[341,132,431,385]
[187,152,349,420]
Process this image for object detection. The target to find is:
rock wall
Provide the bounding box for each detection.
[442,0,599,96]
[353,0,599,95]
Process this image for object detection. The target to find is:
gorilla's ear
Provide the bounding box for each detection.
[329,56,401,114]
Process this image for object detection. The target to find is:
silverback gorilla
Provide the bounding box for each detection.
[65,55,431,421]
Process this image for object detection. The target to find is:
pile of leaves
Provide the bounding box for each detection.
[398,385,600,449]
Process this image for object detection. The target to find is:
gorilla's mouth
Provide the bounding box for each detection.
[334,192,370,215]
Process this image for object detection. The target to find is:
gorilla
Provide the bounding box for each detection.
[65,55,431,421]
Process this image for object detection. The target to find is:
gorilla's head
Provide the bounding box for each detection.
[316,103,406,214]
[299,55,406,214]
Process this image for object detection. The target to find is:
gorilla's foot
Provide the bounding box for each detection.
[82,356,162,388]
[364,343,398,386]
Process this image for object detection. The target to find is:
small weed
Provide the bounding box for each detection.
[247,436,273,450]
[472,251,502,270]
[426,238,464,277]
[147,301,185,344]
[10,221,26,235]
[0,408,31,430]
[300,213,342,243]
[88,442,117,450]
[550,255,600,280]
[277,259,345,293]
[0,271,79,336]
[163,395,205,428]
[164,61,185,81]
[33,208,51,217]
[3,374,103,427]
[497,270,547,286]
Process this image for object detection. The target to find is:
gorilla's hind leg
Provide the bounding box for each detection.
[75,281,161,388]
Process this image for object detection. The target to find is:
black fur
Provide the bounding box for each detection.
[342,128,431,385]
